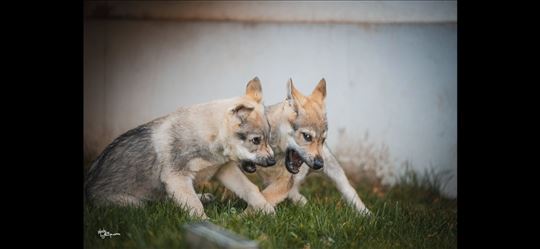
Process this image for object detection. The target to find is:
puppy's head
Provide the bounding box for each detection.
[282,78,328,174]
[227,77,275,173]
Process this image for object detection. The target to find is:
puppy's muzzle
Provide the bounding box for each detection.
[311,156,324,170]
[241,156,276,173]
[260,156,276,167]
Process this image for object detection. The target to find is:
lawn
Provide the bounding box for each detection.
[84,169,457,249]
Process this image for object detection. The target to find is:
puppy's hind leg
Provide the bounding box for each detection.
[323,145,371,215]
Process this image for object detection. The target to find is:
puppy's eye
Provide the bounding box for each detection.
[236,132,247,141]
[251,137,261,145]
[302,133,312,142]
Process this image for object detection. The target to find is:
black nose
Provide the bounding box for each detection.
[266,157,276,166]
[313,157,324,169]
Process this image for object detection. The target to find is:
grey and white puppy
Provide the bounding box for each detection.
[85,77,276,218]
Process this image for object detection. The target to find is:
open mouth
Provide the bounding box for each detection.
[285,148,304,174]
[241,161,257,173]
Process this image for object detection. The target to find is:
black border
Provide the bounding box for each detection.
[10,0,509,247]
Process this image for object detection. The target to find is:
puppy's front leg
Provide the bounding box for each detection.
[322,145,371,215]
[215,162,275,215]
[286,166,309,206]
[261,175,293,206]
[161,170,208,219]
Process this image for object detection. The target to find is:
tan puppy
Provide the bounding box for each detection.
[252,79,371,215]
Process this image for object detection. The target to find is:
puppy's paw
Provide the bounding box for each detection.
[242,204,275,216]
[289,194,308,206]
[358,207,372,217]
[261,203,276,215]
[189,209,209,220]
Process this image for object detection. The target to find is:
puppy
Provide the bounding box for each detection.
[253,79,371,215]
[85,77,276,218]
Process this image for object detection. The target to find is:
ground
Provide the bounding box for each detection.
[84,169,457,249]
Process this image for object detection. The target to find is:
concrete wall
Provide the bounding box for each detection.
[84,1,457,197]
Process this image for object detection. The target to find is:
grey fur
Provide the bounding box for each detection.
[84,112,223,205]
[85,119,165,205]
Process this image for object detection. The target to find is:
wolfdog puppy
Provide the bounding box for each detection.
[251,79,371,215]
[85,77,276,218]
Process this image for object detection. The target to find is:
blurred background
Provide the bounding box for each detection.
[84,1,457,197]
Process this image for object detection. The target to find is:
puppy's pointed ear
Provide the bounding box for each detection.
[245,77,263,103]
[230,104,255,124]
[310,78,326,103]
[286,78,306,106]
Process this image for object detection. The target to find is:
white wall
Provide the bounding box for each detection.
[84,2,457,197]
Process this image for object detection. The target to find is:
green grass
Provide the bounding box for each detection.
[84,169,457,249]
